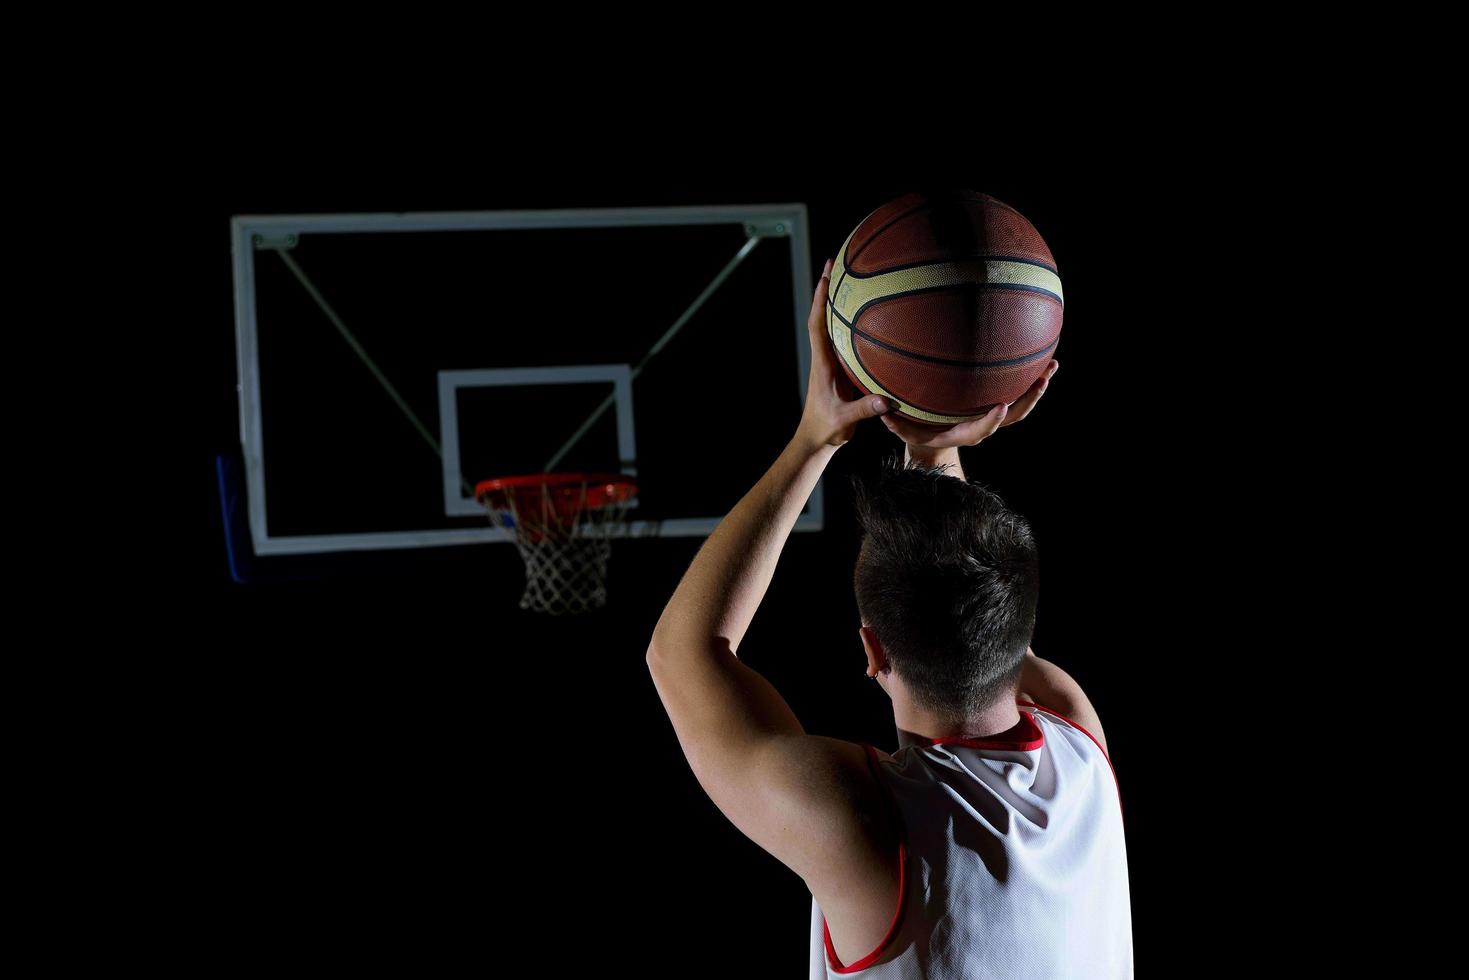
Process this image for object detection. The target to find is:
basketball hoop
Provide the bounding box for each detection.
[475,473,638,615]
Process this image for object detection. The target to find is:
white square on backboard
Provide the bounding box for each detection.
[438,365,637,518]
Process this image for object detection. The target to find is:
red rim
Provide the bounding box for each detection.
[475,472,638,511]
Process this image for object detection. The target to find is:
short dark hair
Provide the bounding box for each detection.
[851,453,1040,723]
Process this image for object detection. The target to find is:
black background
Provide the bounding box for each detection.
[111,136,1259,974]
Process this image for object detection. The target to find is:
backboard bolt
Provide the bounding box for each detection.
[253,232,299,251]
[743,221,790,238]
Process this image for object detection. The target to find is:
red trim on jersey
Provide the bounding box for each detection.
[821,742,909,974]
[914,709,1045,752]
[1016,699,1124,823]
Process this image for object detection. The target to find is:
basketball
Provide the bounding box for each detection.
[826,190,1063,426]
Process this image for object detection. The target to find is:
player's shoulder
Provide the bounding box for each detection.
[1019,698,1110,760]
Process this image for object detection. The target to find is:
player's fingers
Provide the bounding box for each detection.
[841,394,892,427]
[999,359,1058,427]
[999,378,1048,427]
[943,403,1008,444]
[879,411,944,447]
[881,402,1007,448]
[807,258,834,337]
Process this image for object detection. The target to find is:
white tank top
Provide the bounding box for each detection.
[809,700,1132,978]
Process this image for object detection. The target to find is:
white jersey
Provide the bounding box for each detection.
[809,700,1132,978]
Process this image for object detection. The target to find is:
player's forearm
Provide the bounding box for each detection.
[905,444,965,481]
[649,436,836,661]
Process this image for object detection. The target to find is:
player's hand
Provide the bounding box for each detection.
[880,359,1059,450]
[795,257,892,450]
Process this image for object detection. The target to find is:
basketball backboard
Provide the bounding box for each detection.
[229,204,820,557]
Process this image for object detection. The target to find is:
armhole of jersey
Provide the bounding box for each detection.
[1017,699,1125,825]
[820,742,908,974]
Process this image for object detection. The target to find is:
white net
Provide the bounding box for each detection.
[479,475,636,615]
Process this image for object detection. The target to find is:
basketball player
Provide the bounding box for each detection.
[647,259,1131,977]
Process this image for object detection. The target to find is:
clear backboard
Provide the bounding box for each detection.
[230,204,821,557]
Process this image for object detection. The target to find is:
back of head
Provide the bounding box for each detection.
[851,454,1040,725]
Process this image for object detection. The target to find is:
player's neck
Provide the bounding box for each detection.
[894,700,1024,750]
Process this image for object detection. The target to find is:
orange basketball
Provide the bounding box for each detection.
[826,190,1063,425]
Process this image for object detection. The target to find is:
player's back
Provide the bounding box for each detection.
[809,700,1132,978]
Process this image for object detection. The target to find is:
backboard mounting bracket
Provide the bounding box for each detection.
[742,220,792,238]
[252,232,299,251]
